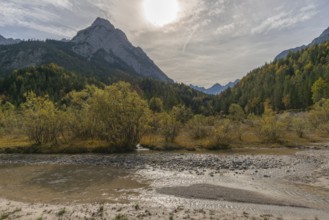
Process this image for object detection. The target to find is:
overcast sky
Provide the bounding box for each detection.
[1,0,329,87]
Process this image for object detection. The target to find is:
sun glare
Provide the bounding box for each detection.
[143,0,179,27]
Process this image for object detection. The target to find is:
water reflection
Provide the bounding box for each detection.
[0,164,148,203]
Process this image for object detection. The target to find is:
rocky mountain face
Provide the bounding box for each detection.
[275,26,329,60]
[0,35,20,45]
[71,17,171,82]
[0,18,172,83]
[191,79,240,95]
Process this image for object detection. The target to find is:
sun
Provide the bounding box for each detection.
[143,0,179,27]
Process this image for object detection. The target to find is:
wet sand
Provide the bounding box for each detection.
[157,184,306,208]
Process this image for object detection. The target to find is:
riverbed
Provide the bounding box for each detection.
[0,146,328,219]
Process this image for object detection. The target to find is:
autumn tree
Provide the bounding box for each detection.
[311,77,329,103]
[64,86,98,139]
[208,119,232,150]
[171,105,193,123]
[308,99,329,133]
[88,82,149,151]
[258,102,283,143]
[228,104,245,122]
[227,104,245,140]
[0,101,18,135]
[160,112,181,143]
[21,92,63,145]
[291,115,309,138]
[186,115,210,139]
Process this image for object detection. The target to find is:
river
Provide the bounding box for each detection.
[0,147,328,219]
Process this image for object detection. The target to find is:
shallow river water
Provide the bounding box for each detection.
[0,164,146,204]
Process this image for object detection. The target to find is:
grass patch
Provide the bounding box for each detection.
[113,214,128,220]
[0,213,10,220]
[0,135,31,148]
[0,207,22,220]
[0,136,133,154]
[56,208,66,217]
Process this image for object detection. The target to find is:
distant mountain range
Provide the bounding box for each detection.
[0,17,172,83]
[0,35,21,45]
[190,79,240,95]
[275,26,329,60]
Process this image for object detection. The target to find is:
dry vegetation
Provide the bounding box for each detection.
[141,99,329,151]
[0,81,329,153]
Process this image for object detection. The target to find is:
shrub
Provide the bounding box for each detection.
[229,104,246,122]
[0,101,18,136]
[171,105,193,123]
[21,92,64,145]
[160,112,180,143]
[89,82,150,150]
[308,99,329,133]
[258,104,283,143]
[291,115,309,138]
[207,119,232,150]
[66,82,150,151]
[149,97,163,113]
[186,115,210,140]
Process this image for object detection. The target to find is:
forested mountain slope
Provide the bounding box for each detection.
[218,41,329,114]
[0,64,214,114]
[275,26,329,60]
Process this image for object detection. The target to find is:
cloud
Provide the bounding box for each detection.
[32,0,73,9]
[300,4,316,12]
[214,23,235,35]
[251,3,318,34]
[0,1,79,38]
[0,0,327,87]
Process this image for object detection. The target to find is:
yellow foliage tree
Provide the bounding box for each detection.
[88,82,150,151]
[22,92,63,145]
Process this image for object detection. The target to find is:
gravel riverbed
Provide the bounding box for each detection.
[0,147,328,219]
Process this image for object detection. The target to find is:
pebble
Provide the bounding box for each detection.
[0,152,308,174]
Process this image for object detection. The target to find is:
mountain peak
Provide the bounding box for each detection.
[191,80,239,95]
[91,17,115,30]
[210,83,223,89]
[71,17,172,82]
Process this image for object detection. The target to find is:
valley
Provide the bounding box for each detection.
[1,2,329,218]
